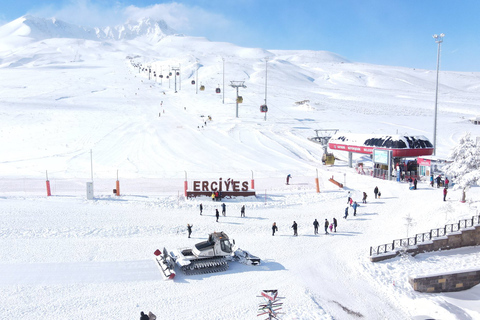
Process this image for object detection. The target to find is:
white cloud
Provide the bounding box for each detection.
[123,3,231,34]
[27,1,232,35]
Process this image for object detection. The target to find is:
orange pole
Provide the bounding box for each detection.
[116,180,120,196]
[46,180,51,196]
[315,177,320,193]
[251,179,255,190]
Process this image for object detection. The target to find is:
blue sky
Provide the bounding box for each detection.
[1,0,480,72]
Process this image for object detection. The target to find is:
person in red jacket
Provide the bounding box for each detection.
[443,187,447,201]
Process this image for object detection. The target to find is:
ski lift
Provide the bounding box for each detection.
[237,96,243,103]
[191,80,195,85]
[216,87,221,94]
[200,85,205,91]
[260,105,268,113]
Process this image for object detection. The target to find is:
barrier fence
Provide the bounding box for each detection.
[370,215,480,256]
[0,174,322,198]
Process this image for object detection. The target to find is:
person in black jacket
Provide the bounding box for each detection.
[199,203,203,215]
[333,217,337,232]
[215,209,220,222]
[140,311,149,320]
[324,219,329,234]
[240,205,245,217]
[272,222,278,236]
[292,221,298,236]
[187,224,192,238]
[313,219,319,235]
[374,186,379,199]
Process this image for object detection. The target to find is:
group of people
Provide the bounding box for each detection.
[211,191,222,201]
[188,203,246,237]
[272,218,338,236]
[140,311,156,320]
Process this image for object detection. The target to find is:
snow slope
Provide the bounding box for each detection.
[1,16,480,320]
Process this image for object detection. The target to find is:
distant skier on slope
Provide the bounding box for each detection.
[286,174,292,185]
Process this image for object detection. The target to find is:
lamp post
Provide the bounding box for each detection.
[432,33,445,156]
[222,58,225,104]
[264,58,268,121]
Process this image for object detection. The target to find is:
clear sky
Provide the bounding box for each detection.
[1,0,480,72]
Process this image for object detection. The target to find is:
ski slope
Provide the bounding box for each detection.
[1,16,480,320]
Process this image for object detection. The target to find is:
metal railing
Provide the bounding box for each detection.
[370,215,480,256]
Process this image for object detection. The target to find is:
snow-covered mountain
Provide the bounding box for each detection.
[1,13,480,320]
[0,15,175,49]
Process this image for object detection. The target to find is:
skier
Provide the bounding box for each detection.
[216,209,220,222]
[240,205,245,217]
[221,203,226,216]
[286,174,292,185]
[187,224,192,238]
[349,197,353,207]
[343,207,349,219]
[324,219,329,234]
[443,187,447,201]
[352,201,358,216]
[362,192,367,204]
[199,203,203,215]
[140,312,149,320]
[292,221,298,236]
[333,217,337,232]
[374,186,379,199]
[272,222,278,236]
[313,219,319,235]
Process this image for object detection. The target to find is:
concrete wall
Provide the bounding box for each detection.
[410,270,480,293]
[370,225,480,262]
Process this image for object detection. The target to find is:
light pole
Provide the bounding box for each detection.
[264,58,268,121]
[222,58,225,104]
[432,33,444,156]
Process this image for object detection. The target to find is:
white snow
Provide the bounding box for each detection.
[1,15,480,320]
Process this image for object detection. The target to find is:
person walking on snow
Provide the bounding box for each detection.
[187,224,193,238]
[292,221,298,236]
[313,219,319,235]
[272,222,278,236]
[329,223,333,233]
[215,209,220,222]
[445,177,449,189]
[240,205,245,217]
[324,219,329,234]
[413,178,418,190]
[374,186,379,199]
[286,174,292,185]
[221,203,226,216]
[347,191,351,204]
[199,203,203,215]
[343,207,349,219]
[352,201,358,216]
[430,175,434,187]
[362,192,367,204]
[333,218,337,232]
[443,187,447,201]
[140,312,149,320]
